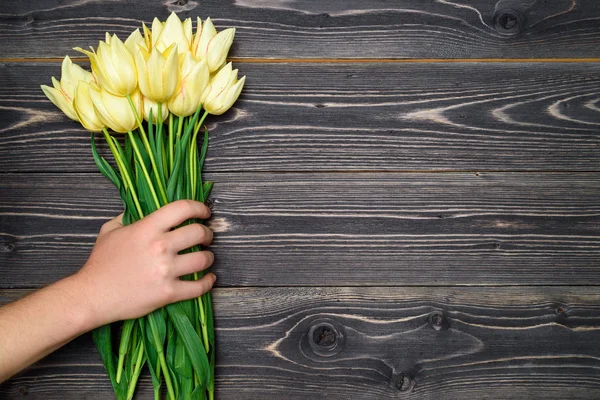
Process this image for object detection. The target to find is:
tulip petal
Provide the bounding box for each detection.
[206,28,235,72]
[41,84,78,121]
[73,81,104,131]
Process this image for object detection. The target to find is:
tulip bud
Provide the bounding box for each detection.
[75,34,137,96]
[206,28,235,72]
[153,12,191,55]
[143,96,169,123]
[192,17,217,61]
[124,28,146,56]
[41,56,94,121]
[73,81,104,132]
[201,62,246,115]
[168,55,209,117]
[89,85,142,133]
[135,44,180,103]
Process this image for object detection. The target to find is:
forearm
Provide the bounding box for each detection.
[0,274,96,382]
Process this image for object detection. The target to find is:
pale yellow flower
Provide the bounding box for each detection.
[75,34,138,96]
[135,44,180,103]
[89,85,142,133]
[152,12,192,55]
[40,56,94,121]
[73,81,104,132]
[168,54,209,117]
[124,28,147,57]
[192,18,234,72]
[201,62,246,115]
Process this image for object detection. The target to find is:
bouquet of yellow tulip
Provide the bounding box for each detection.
[41,12,245,400]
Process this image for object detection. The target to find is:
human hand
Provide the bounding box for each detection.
[74,200,216,328]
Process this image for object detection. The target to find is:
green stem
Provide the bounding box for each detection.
[148,317,176,400]
[126,340,145,400]
[116,319,135,383]
[169,112,174,173]
[194,110,210,135]
[102,128,143,217]
[154,359,162,400]
[198,294,209,353]
[177,115,184,140]
[126,94,168,205]
[127,130,161,211]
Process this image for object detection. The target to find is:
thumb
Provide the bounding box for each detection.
[99,213,124,236]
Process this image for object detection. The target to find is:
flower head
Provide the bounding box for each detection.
[75,34,138,96]
[201,62,246,115]
[89,85,142,133]
[73,81,104,132]
[41,56,94,121]
[134,44,180,103]
[152,12,192,55]
[192,18,235,72]
[168,54,210,117]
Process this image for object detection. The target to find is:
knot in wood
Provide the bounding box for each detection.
[429,311,447,331]
[493,8,524,36]
[312,324,337,347]
[393,372,413,392]
[306,319,345,357]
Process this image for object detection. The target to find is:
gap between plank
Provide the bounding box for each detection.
[1,57,600,64]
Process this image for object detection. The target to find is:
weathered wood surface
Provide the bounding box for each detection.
[2,0,600,59]
[1,172,598,287]
[2,286,600,399]
[1,62,600,173]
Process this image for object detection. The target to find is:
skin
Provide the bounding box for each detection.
[0,200,216,383]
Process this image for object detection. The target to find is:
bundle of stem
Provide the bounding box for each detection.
[91,100,215,400]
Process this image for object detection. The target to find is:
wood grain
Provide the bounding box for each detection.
[1,172,598,287]
[1,62,599,173]
[1,286,600,399]
[2,0,600,59]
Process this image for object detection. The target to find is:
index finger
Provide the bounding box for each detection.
[141,200,211,232]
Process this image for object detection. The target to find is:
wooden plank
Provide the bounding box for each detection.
[2,1,600,59]
[1,62,599,173]
[1,286,600,399]
[1,172,598,287]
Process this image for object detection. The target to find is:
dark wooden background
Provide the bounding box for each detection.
[1,1,600,398]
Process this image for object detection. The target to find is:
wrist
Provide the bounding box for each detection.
[58,271,105,334]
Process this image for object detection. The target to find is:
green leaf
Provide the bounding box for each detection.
[117,319,135,383]
[191,384,207,400]
[141,318,162,392]
[112,136,135,190]
[201,182,213,204]
[92,324,128,400]
[174,331,194,398]
[90,133,121,189]
[166,302,210,387]
[135,158,158,214]
[199,129,209,171]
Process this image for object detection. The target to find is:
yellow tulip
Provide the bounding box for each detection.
[201,62,246,115]
[89,85,142,133]
[135,44,180,103]
[41,56,94,121]
[152,12,192,55]
[73,81,104,132]
[143,96,169,123]
[192,18,234,72]
[192,17,216,61]
[124,28,147,56]
[168,54,209,117]
[75,34,138,96]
